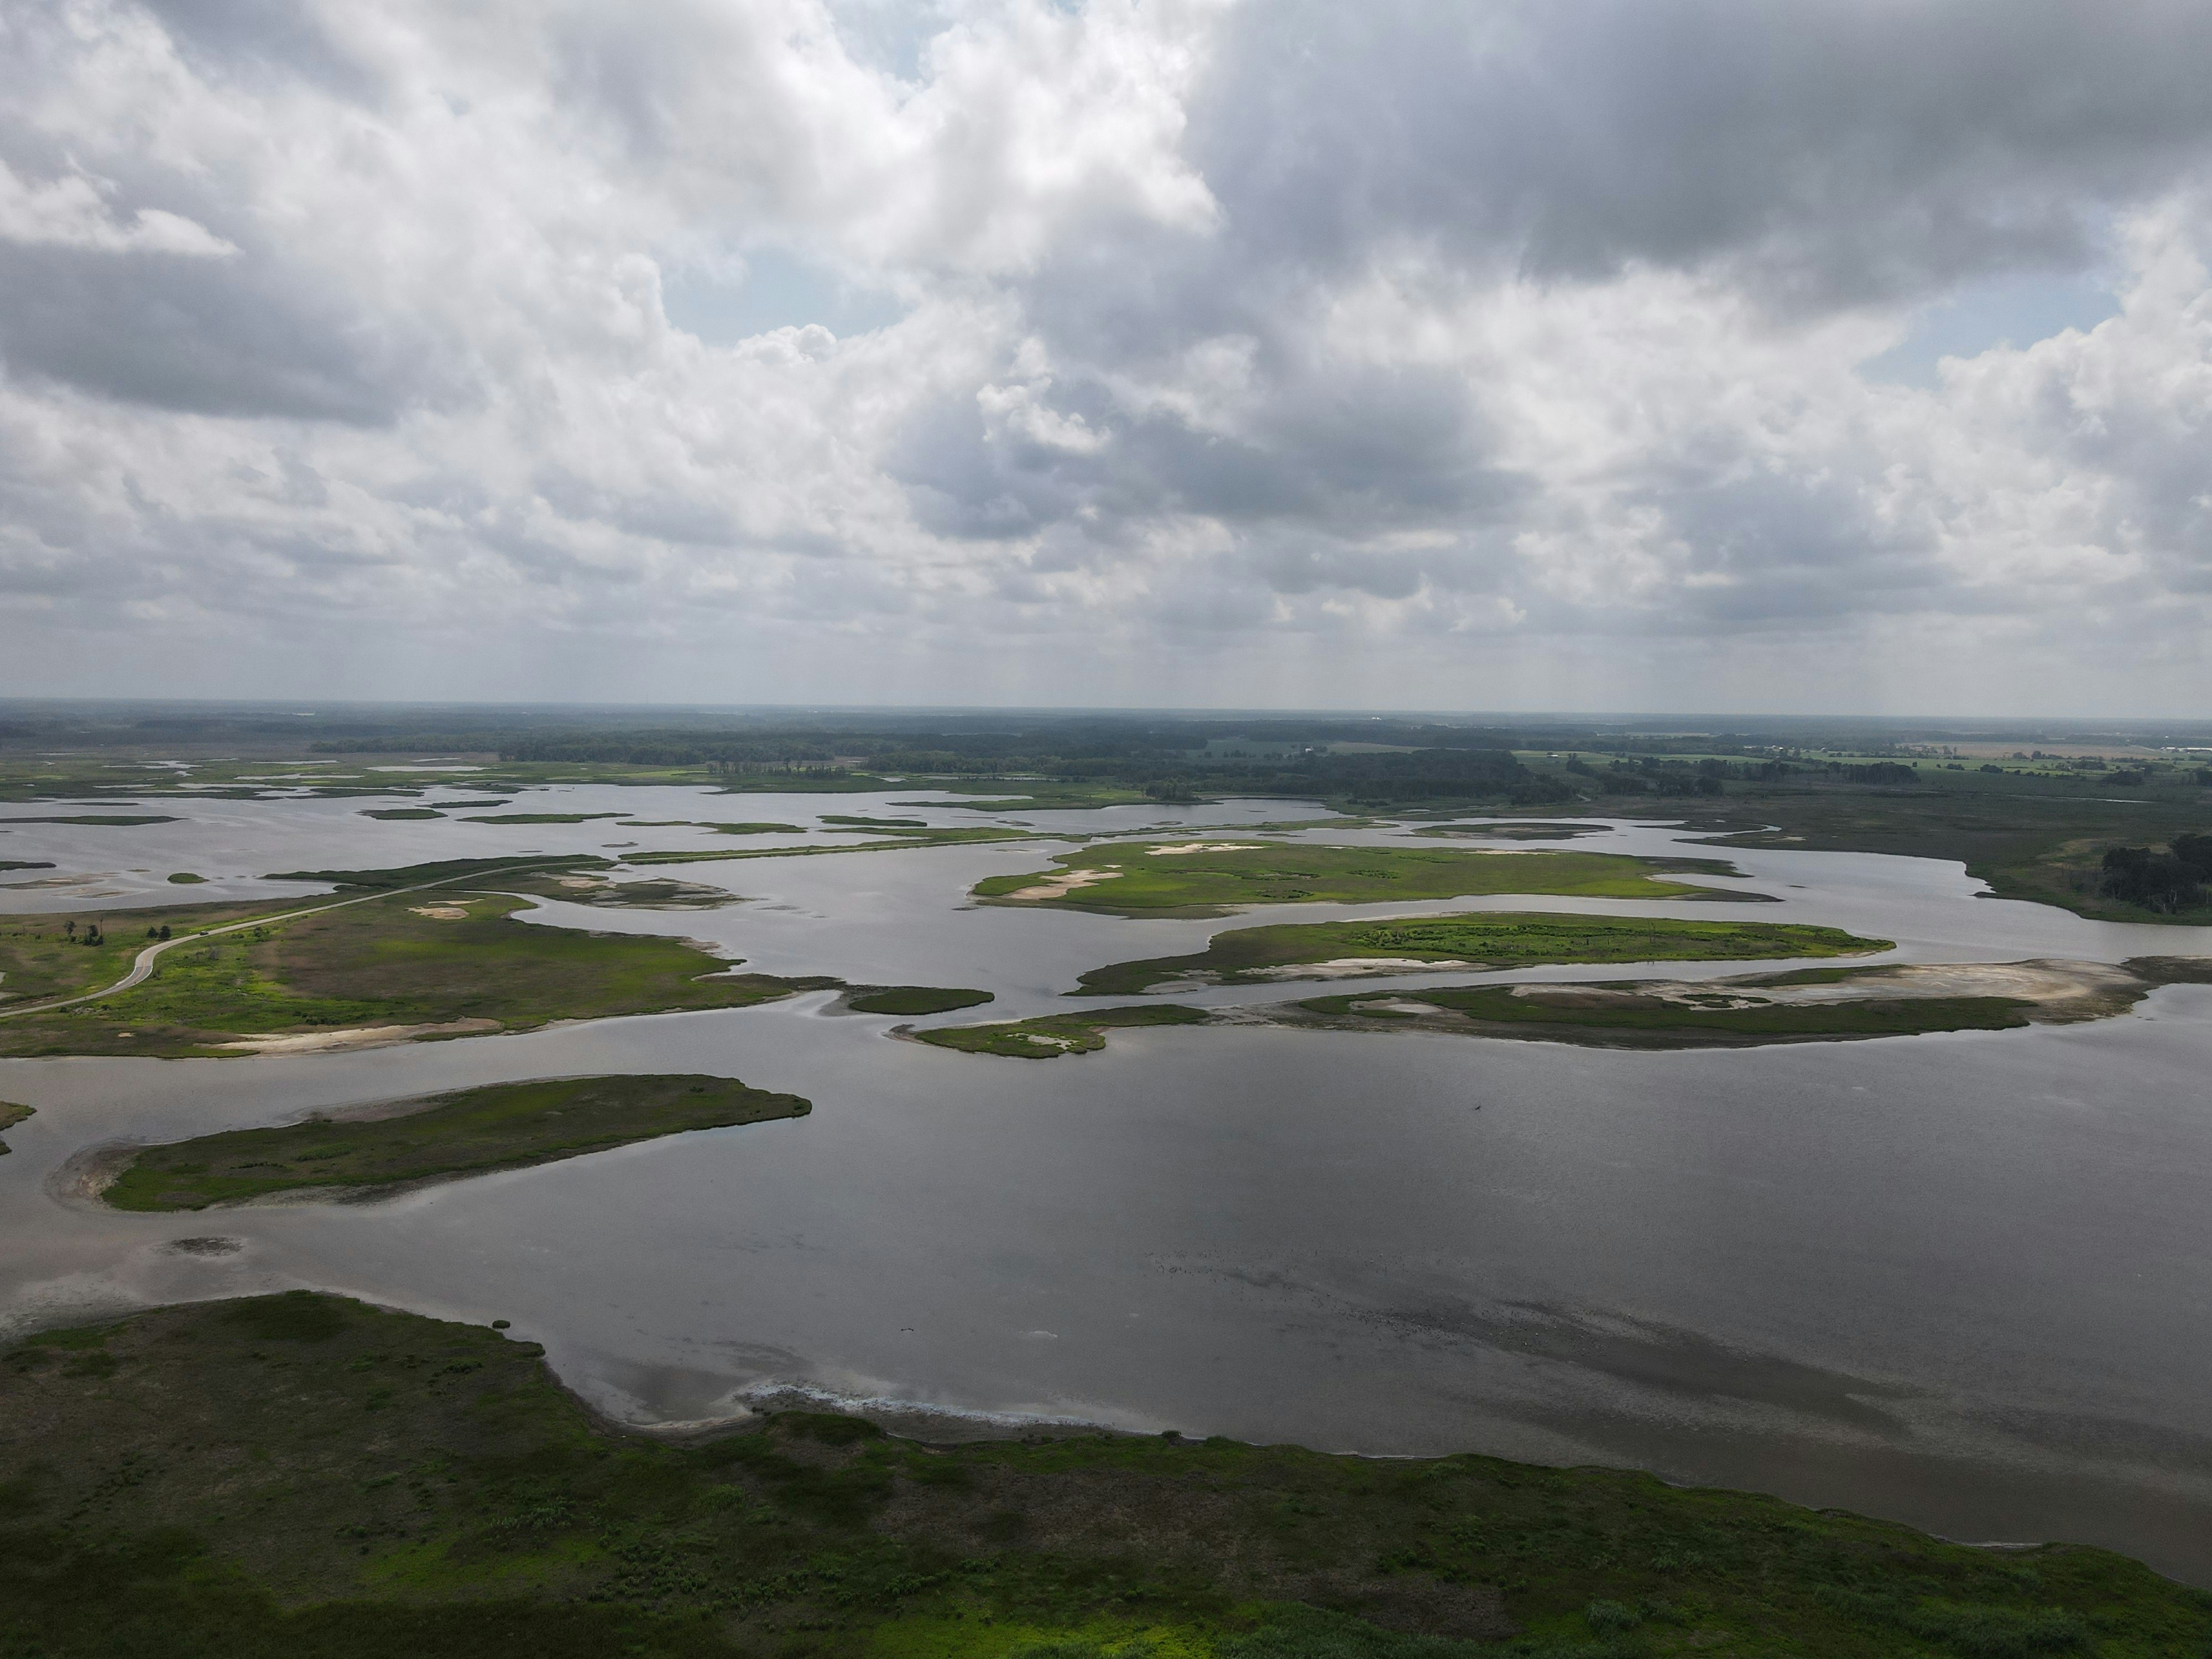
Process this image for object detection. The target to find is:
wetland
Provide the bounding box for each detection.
[4,707,2212,1652]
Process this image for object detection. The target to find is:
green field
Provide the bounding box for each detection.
[915,1003,1209,1057]
[975,844,1759,918]
[1073,915,1886,997]
[0,1100,28,1155]
[1292,984,2036,1047]
[0,890,838,1058]
[102,1075,807,1209]
[2,1292,2205,1657]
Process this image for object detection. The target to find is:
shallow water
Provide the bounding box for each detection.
[4,788,2211,1581]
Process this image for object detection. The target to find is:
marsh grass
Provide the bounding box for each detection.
[1075,916,1886,997]
[2,1293,2205,1657]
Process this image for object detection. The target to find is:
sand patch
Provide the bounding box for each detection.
[1242,956,1477,981]
[214,1018,500,1055]
[1145,841,1265,857]
[408,904,471,920]
[1003,868,1126,902]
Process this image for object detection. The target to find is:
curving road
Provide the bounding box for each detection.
[0,861,582,1024]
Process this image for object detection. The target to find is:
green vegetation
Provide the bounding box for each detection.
[360,808,446,821]
[0,813,176,826]
[4,1293,2208,1657]
[0,891,838,1058]
[500,872,742,910]
[267,856,607,890]
[977,845,1758,919]
[823,815,930,830]
[916,1004,1209,1058]
[620,821,804,834]
[0,860,55,873]
[0,1100,29,1154]
[843,986,995,1015]
[166,870,207,883]
[102,1075,807,1209]
[462,812,628,826]
[1293,985,2036,1048]
[627,826,1041,866]
[1073,915,1889,997]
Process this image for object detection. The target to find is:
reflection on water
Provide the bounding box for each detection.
[3,790,2211,1581]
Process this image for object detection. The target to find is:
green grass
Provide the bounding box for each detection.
[627,827,1043,866]
[824,816,930,830]
[166,870,207,883]
[975,846,1760,919]
[101,1075,807,1209]
[2,1293,2207,1657]
[0,1100,29,1155]
[0,859,55,872]
[360,808,446,821]
[461,812,629,826]
[0,891,841,1058]
[0,813,179,826]
[619,821,805,834]
[1295,985,2034,1047]
[844,987,995,1015]
[1074,915,1887,997]
[915,1004,1209,1058]
[265,856,610,891]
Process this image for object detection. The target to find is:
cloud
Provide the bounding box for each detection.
[0,0,2208,712]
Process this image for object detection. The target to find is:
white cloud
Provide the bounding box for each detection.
[0,0,2208,712]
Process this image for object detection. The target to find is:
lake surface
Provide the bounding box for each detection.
[5,785,2211,1582]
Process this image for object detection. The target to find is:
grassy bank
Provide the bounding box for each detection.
[0,889,839,1058]
[1074,915,1886,997]
[102,1075,807,1209]
[1291,985,2036,1047]
[974,846,1759,919]
[0,1100,28,1154]
[3,1293,2206,1657]
[915,1004,1208,1057]
[844,986,995,1015]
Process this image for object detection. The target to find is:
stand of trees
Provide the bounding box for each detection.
[2102,833,2212,912]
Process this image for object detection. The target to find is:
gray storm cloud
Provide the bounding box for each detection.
[0,0,2207,712]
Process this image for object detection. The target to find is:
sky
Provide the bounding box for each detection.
[1,1,2210,715]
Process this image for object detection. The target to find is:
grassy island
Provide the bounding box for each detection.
[1278,957,2212,1050]
[974,844,1761,918]
[0,1100,29,1154]
[843,985,994,1015]
[0,883,838,1058]
[2,1292,2205,1657]
[1074,914,1886,997]
[101,1074,807,1209]
[915,1003,1208,1057]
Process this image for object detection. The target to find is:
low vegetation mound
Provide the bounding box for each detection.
[1075,914,1886,997]
[0,891,837,1058]
[0,1100,29,1155]
[843,985,994,1015]
[916,1004,1208,1057]
[976,844,1760,917]
[102,1074,806,1209]
[1,1293,2203,1656]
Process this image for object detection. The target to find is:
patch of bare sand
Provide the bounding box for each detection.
[1241,956,1477,981]
[214,1018,500,1055]
[1002,867,1125,902]
[1144,841,1264,856]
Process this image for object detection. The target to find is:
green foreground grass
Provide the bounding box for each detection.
[0,888,838,1058]
[0,1100,28,1155]
[3,1293,2207,1658]
[974,846,1760,919]
[1073,916,1886,997]
[915,1004,1209,1058]
[102,1075,808,1210]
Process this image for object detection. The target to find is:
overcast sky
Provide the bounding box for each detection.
[2,1,2209,714]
